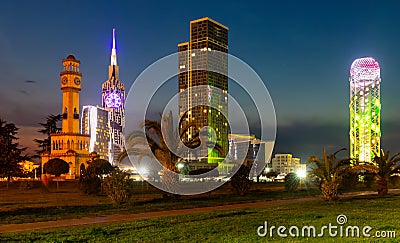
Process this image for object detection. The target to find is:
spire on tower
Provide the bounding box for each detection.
[111,28,117,66]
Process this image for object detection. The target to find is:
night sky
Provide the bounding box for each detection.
[1,0,400,162]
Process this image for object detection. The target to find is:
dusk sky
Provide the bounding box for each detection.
[1,0,400,162]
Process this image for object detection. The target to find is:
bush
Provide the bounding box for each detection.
[389,175,400,187]
[340,172,358,191]
[230,165,252,196]
[79,159,114,195]
[104,170,133,204]
[362,172,375,188]
[285,173,300,192]
[79,174,101,195]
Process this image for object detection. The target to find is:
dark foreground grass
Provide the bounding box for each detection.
[0,181,322,225]
[1,194,399,242]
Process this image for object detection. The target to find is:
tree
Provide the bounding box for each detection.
[353,150,400,196]
[308,148,352,201]
[33,114,61,156]
[0,119,27,188]
[87,159,114,176]
[230,164,252,196]
[80,158,114,194]
[43,158,69,190]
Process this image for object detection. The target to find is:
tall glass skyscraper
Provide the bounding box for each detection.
[178,17,228,164]
[81,105,112,162]
[349,57,381,163]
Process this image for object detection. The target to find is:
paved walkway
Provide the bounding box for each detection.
[0,190,396,234]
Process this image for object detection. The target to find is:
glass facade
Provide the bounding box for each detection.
[178,17,229,164]
[81,106,112,162]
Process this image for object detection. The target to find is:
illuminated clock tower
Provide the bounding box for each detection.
[102,28,125,165]
[60,55,82,133]
[41,55,91,179]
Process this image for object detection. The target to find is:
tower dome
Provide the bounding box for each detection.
[66,54,76,60]
[350,57,380,82]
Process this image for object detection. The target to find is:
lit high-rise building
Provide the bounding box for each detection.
[178,17,228,164]
[81,106,112,162]
[102,28,125,165]
[349,57,381,163]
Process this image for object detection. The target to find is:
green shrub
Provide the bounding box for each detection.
[285,173,300,192]
[79,174,101,195]
[103,170,133,204]
[230,165,252,196]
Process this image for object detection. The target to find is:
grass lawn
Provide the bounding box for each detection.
[1,194,399,242]
[0,180,322,225]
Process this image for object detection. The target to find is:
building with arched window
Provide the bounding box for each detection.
[41,55,91,179]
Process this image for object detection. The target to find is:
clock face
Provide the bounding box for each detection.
[105,92,122,108]
[74,78,81,85]
[62,77,68,85]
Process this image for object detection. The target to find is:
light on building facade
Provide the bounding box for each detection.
[349,57,381,163]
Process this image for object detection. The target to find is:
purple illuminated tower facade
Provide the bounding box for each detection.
[102,28,125,165]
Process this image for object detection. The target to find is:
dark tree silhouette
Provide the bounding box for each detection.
[87,159,114,176]
[79,158,114,194]
[0,119,27,188]
[44,158,69,190]
[230,164,252,196]
[34,114,61,156]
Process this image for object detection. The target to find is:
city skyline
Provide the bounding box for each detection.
[1,1,400,162]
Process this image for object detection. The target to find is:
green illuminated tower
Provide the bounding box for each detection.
[349,57,381,164]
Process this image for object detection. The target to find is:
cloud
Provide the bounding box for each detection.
[270,118,400,163]
[18,90,30,95]
[273,120,348,162]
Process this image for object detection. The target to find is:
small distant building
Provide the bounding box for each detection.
[228,134,273,164]
[228,134,274,177]
[271,154,305,174]
[81,105,112,162]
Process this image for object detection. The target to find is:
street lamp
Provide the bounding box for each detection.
[296,169,306,190]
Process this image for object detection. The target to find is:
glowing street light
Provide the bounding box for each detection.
[296,169,306,179]
[177,163,185,170]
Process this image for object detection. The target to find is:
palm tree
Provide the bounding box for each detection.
[120,111,223,167]
[352,150,400,196]
[121,111,224,196]
[308,148,353,201]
